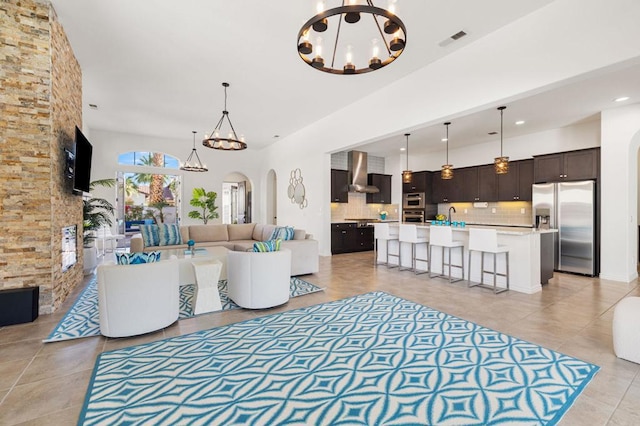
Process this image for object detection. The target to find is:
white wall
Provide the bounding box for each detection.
[416,119,601,171]
[258,137,331,253]
[89,129,261,226]
[600,103,640,282]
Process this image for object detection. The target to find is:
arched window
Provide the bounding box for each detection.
[118,151,179,168]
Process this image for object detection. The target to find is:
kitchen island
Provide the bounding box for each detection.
[377,224,557,294]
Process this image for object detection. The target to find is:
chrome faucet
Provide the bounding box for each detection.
[448,206,456,223]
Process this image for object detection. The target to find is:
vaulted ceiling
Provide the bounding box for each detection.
[51,0,640,157]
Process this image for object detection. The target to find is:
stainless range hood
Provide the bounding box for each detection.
[348,150,379,193]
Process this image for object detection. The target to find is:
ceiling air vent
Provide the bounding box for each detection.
[438,30,468,47]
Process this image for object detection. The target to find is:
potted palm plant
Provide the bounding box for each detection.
[82,178,116,275]
[83,178,116,247]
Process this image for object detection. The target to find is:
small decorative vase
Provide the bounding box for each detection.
[187,239,195,254]
[380,213,387,220]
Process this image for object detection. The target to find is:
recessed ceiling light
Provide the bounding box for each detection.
[515,120,525,125]
[273,135,280,138]
[400,147,406,151]
[441,138,448,142]
[614,96,630,102]
[89,104,98,109]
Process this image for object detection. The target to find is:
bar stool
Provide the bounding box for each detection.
[429,226,464,283]
[374,223,400,268]
[467,228,509,294]
[398,224,429,274]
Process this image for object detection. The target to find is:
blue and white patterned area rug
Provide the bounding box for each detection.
[44,276,322,343]
[78,291,598,425]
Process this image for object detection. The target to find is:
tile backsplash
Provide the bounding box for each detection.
[437,201,533,226]
[331,192,399,222]
[331,194,532,226]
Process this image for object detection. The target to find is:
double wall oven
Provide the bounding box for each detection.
[403,210,425,223]
[403,192,426,209]
[403,192,426,222]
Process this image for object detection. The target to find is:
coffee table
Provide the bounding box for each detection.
[161,246,229,282]
[191,259,223,314]
[160,246,230,314]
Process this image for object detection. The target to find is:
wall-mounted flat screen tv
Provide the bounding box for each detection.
[73,126,92,194]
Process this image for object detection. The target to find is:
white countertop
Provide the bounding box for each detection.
[397,222,558,235]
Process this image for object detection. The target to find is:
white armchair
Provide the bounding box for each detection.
[97,260,180,337]
[227,249,291,309]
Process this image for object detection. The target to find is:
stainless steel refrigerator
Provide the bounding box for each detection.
[532,181,596,276]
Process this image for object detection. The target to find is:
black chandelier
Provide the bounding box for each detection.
[297,1,406,75]
[202,82,247,151]
[180,131,208,172]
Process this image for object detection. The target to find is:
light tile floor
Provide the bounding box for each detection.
[1,251,639,424]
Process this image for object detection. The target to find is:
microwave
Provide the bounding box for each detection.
[403,192,425,209]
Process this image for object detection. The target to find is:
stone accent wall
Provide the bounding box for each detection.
[50,6,83,311]
[0,0,83,313]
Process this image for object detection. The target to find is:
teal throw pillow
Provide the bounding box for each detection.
[253,239,282,252]
[158,224,182,246]
[269,226,294,241]
[139,224,160,247]
[115,251,161,265]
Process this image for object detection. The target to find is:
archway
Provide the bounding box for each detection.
[267,169,277,225]
[222,172,252,224]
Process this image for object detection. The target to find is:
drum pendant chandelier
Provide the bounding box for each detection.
[441,122,454,180]
[494,106,509,174]
[202,82,247,151]
[297,1,407,75]
[402,133,412,184]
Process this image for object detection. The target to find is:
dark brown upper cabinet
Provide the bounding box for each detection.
[497,159,534,201]
[534,148,599,183]
[366,174,392,204]
[441,165,497,203]
[331,169,349,203]
[477,165,498,202]
[431,171,456,203]
[453,167,478,202]
[402,170,428,193]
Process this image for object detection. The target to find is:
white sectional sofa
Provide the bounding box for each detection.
[130,223,319,276]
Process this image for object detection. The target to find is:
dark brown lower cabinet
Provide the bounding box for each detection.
[331,223,374,254]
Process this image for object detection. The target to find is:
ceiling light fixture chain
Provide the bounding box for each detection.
[441,122,453,180]
[180,130,208,172]
[297,0,406,75]
[203,82,247,151]
[402,133,412,184]
[494,106,509,174]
